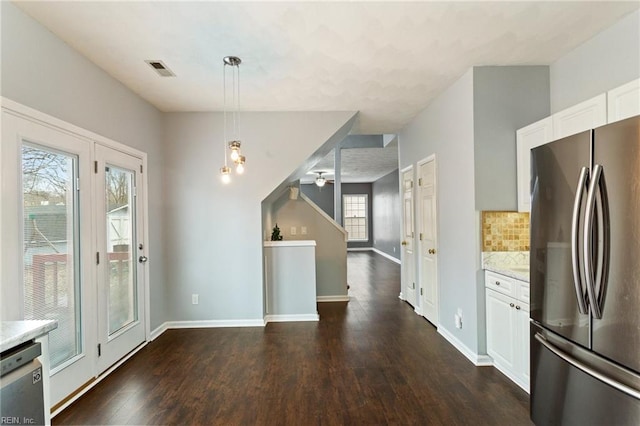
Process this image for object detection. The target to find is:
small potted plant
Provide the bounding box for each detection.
[271,223,283,241]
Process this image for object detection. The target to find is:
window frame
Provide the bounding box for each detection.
[342,193,369,242]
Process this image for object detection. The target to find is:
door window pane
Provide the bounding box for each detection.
[105,165,137,335]
[343,194,368,241]
[22,144,81,369]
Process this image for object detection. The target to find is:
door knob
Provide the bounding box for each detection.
[139,255,148,263]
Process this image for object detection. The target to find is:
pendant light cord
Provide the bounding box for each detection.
[223,61,228,167]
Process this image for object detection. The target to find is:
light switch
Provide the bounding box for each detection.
[301,226,307,235]
[290,226,297,235]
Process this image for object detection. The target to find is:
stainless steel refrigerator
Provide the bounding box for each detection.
[530,116,640,425]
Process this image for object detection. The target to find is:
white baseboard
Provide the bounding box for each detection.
[398,292,404,300]
[317,295,350,302]
[371,248,401,264]
[150,322,168,341]
[438,326,493,366]
[346,247,401,264]
[264,314,319,323]
[165,319,266,329]
[492,359,530,393]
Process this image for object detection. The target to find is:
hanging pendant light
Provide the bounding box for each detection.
[219,55,245,183]
[315,172,326,187]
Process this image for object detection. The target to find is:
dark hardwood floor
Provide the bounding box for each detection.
[54,252,532,425]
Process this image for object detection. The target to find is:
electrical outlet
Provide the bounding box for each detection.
[455,309,463,329]
[301,226,307,235]
[290,226,297,235]
[192,294,199,305]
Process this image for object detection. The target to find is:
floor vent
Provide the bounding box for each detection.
[144,60,176,77]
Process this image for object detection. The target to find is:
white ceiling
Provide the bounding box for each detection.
[14,1,639,134]
[301,145,399,184]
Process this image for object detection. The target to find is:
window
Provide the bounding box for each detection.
[22,143,82,369]
[343,194,368,241]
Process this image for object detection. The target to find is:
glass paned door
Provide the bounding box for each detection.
[22,144,81,369]
[105,165,137,334]
[3,109,95,407]
[96,144,146,374]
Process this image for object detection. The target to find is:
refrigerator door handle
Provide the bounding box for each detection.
[584,164,609,319]
[571,167,589,314]
[535,333,640,400]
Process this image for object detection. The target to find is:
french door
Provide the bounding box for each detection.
[2,111,95,405]
[95,145,146,374]
[1,104,148,407]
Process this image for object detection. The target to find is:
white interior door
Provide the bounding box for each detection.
[401,168,416,307]
[2,111,96,405]
[95,144,146,374]
[418,156,438,326]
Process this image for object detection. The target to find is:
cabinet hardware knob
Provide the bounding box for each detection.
[495,281,500,286]
[516,305,521,310]
[401,241,407,246]
[509,303,515,308]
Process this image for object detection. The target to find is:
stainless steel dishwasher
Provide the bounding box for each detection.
[0,341,45,425]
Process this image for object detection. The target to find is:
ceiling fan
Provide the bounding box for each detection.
[314,171,334,187]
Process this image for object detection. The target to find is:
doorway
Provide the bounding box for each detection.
[400,166,416,307]
[417,155,438,326]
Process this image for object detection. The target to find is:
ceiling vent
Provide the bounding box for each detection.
[145,60,176,77]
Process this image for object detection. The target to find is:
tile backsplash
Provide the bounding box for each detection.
[482,211,530,252]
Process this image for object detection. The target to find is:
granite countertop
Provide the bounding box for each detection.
[482,251,530,283]
[484,265,529,282]
[1,320,58,353]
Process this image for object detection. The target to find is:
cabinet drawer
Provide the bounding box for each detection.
[518,284,530,304]
[485,271,516,297]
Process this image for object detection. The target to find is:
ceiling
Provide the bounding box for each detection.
[13,1,639,135]
[300,144,399,184]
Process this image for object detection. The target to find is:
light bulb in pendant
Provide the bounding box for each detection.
[229,141,241,162]
[220,166,231,184]
[235,156,246,174]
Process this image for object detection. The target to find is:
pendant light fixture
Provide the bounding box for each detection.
[220,55,246,183]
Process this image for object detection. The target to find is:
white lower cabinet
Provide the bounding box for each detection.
[485,271,530,392]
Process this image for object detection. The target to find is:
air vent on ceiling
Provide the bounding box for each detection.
[144,60,176,77]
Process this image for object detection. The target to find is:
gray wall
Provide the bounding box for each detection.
[372,169,401,260]
[342,183,373,248]
[550,9,640,113]
[268,193,348,298]
[1,2,167,329]
[473,66,550,211]
[300,183,335,218]
[399,69,479,352]
[163,111,354,322]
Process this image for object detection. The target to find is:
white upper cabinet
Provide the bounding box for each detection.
[607,78,640,123]
[552,93,607,139]
[516,117,553,212]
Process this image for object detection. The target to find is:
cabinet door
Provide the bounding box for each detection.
[486,289,516,371]
[607,78,640,123]
[516,117,553,212]
[553,93,607,139]
[515,302,530,392]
